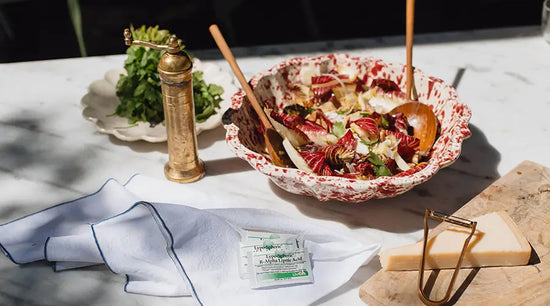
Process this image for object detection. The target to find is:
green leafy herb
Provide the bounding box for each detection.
[379,114,389,129]
[367,151,392,177]
[115,25,224,126]
[332,121,346,138]
[193,71,224,123]
[360,138,378,146]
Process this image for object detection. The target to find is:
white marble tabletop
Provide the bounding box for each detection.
[1,26,549,306]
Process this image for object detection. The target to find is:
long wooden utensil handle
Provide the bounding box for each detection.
[209,24,272,128]
[406,0,415,100]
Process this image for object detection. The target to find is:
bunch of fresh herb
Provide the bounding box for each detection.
[115,25,224,126]
[192,71,224,123]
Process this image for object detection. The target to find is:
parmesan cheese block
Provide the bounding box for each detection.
[379,211,531,271]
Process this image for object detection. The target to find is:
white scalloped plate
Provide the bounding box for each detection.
[81,58,238,142]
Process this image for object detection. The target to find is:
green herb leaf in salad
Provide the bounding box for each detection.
[360,138,378,146]
[115,25,224,126]
[332,121,346,138]
[367,151,392,177]
[379,114,390,129]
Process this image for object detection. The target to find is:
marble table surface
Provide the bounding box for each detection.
[1,25,549,305]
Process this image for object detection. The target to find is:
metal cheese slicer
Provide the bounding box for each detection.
[418,209,477,306]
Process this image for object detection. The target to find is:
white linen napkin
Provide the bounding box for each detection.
[0,176,380,306]
[0,179,139,266]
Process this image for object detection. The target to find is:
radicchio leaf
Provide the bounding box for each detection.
[336,129,357,151]
[270,110,305,128]
[350,117,379,142]
[311,75,337,98]
[299,121,338,145]
[311,74,353,99]
[371,78,401,93]
[270,108,338,146]
[381,155,397,175]
[269,111,310,146]
[313,108,334,132]
[321,144,354,167]
[311,75,337,85]
[299,151,326,174]
[386,130,420,162]
[354,161,375,178]
[367,112,389,129]
[390,112,410,135]
[353,78,367,94]
[320,164,334,176]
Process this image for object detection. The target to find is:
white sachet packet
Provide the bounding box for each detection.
[247,246,314,288]
[238,229,303,279]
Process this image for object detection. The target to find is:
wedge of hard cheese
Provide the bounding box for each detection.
[380,211,531,270]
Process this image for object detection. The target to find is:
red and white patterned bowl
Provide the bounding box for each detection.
[224,54,471,203]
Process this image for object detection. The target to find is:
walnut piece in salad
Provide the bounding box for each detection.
[266,67,431,180]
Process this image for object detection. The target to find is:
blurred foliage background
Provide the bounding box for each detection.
[0,0,544,63]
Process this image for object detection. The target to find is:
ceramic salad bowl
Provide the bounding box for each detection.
[223,53,471,203]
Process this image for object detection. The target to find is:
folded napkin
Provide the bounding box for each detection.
[0,176,380,306]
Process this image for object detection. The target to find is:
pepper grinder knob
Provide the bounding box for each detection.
[123,28,205,183]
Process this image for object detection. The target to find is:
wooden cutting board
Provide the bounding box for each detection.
[359,160,550,305]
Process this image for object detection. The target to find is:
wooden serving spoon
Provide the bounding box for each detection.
[209,24,294,168]
[390,0,438,156]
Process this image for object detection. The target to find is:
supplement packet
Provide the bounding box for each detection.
[247,247,314,288]
[238,229,302,279]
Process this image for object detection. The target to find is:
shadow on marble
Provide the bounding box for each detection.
[0,260,117,306]
[197,125,227,150]
[0,202,36,224]
[268,124,500,233]
[203,156,255,177]
[0,113,87,193]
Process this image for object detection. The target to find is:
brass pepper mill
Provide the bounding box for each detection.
[123,28,205,183]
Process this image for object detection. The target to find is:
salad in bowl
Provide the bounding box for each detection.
[224,54,471,202]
